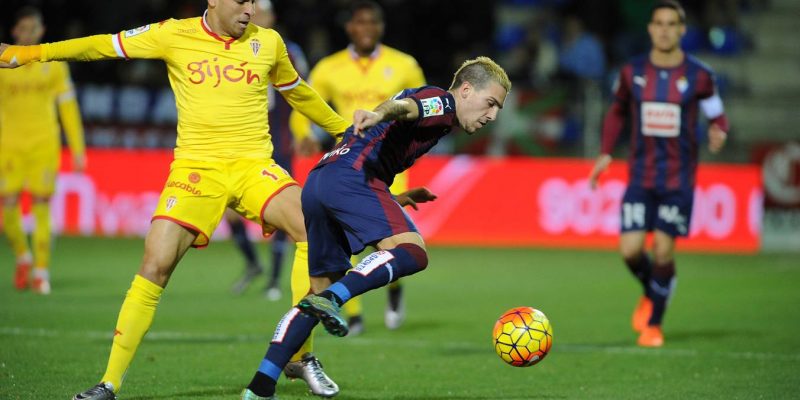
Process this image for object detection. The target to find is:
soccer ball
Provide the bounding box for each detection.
[493,306,553,367]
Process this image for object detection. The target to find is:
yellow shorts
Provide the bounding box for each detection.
[0,150,59,197]
[152,158,297,248]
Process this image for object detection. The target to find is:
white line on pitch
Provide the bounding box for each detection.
[2,326,798,362]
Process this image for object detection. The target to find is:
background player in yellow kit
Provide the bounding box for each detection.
[291,0,428,335]
[0,7,85,295]
[1,1,347,398]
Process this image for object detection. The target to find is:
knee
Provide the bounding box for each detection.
[620,246,644,263]
[139,253,173,287]
[395,243,428,271]
[652,252,673,266]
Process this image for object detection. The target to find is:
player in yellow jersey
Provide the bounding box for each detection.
[0,7,85,295]
[291,0,430,336]
[0,1,346,399]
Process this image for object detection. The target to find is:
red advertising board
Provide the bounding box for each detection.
[36,149,761,253]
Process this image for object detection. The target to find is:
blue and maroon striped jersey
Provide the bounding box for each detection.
[601,54,728,191]
[269,40,308,169]
[314,85,457,185]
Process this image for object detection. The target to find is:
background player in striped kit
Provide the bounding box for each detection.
[0,6,86,295]
[588,0,729,348]
[290,0,428,336]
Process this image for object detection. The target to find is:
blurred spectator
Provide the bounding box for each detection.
[558,14,606,81]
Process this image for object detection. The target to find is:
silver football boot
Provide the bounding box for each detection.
[241,388,277,399]
[284,353,339,397]
[72,382,116,400]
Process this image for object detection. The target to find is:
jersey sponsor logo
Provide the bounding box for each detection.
[420,96,444,117]
[250,39,261,57]
[353,251,395,276]
[166,180,202,195]
[676,76,688,93]
[124,25,151,38]
[642,102,681,137]
[186,58,261,87]
[272,308,300,343]
[188,172,201,183]
[321,144,351,161]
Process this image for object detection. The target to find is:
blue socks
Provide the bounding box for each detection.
[647,261,676,326]
[624,253,653,294]
[248,307,319,396]
[323,244,428,306]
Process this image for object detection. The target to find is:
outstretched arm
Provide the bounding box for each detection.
[353,98,418,136]
[0,35,123,68]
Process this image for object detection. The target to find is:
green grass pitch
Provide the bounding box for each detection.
[1,236,799,399]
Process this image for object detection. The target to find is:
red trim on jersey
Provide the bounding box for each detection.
[200,15,235,50]
[151,216,209,248]
[665,65,686,189]
[116,32,130,59]
[353,128,389,170]
[259,182,299,235]
[641,63,659,188]
[274,76,300,89]
[368,177,409,235]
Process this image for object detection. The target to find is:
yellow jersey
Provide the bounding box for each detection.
[0,62,82,156]
[306,44,425,124]
[36,13,348,161]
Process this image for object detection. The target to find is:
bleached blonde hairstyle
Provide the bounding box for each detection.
[449,56,511,93]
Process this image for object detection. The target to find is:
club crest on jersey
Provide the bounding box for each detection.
[188,172,201,183]
[384,67,393,79]
[250,39,261,57]
[676,76,688,93]
[166,196,177,211]
[420,96,444,117]
[124,25,150,38]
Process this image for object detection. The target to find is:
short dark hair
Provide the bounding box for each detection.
[349,1,383,22]
[15,6,43,24]
[651,0,686,23]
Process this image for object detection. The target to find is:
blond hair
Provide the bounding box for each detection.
[449,56,511,93]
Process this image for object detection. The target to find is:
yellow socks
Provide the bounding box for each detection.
[101,275,163,392]
[31,202,51,268]
[2,204,29,258]
[289,241,313,362]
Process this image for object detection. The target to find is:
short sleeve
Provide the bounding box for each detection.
[407,87,457,128]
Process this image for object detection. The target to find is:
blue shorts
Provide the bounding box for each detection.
[302,164,418,276]
[620,185,694,237]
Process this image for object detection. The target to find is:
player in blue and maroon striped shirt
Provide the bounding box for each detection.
[589,0,729,348]
[242,57,510,399]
